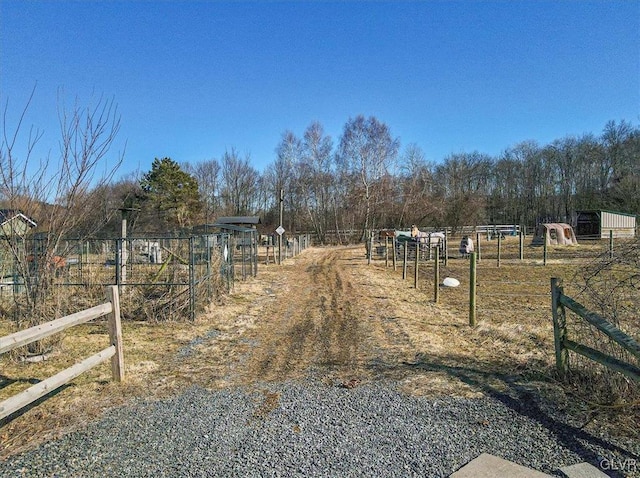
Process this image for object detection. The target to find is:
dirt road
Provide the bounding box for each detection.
[177,244,489,398]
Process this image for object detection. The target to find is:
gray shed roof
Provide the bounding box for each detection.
[211,224,257,233]
[214,216,261,225]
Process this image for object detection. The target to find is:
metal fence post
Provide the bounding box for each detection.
[206,237,212,299]
[189,236,196,321]
[115,239,122,290]
[253,232,258,277]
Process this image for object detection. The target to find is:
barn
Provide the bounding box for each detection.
[575,210,636,239]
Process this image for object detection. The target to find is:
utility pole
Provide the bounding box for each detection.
[278,189,284,265]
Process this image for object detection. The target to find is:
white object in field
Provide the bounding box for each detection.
[442,277,460,287]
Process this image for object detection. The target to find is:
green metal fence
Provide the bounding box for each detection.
[0,232,243,321]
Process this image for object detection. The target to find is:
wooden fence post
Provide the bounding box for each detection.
[519,230,524,261]
[106,286,125,382]
[609,229,614,260]
[402,241,408,280]
[367,232,373,265]
[434,245,440,303]
[392,236,397,271]
[469,252,477,327]
[543,239,548,266]
[443,232,448,266]
[551,278,568,379]
[414,243,419,289]
[476,232,481,262]
[497,233,502,268]
[385,236,389,267]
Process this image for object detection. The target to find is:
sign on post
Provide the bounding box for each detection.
[276,226,285,236]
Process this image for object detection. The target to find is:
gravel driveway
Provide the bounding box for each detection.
[1,380,637,478]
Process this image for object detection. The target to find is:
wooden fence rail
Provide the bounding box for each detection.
[551,277,640,382]
[0,286,124,420]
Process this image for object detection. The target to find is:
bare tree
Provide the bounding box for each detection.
[396,144,438,227]
[300,122,334,243]
[220,148,259,216]
[433,152,491,232]
[184,158,221,224]
[337,115,399,241]
[273,131,303,233]
[0,87,123,339]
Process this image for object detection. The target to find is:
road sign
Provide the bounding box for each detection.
[276,226,285,236]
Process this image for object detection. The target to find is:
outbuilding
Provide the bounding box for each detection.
[531,223,578,246]
[575,210,636,239]
[0,209,37,237]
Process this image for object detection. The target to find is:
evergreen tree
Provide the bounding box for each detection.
[140,157,201,230]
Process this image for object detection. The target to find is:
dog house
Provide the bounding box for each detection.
[532,223,578,246]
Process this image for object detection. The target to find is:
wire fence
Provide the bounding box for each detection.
[1,235,235,321]
[1,231,312,322]
[370,233,639,399]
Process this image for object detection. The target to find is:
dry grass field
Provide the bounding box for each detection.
[1,238,638,459]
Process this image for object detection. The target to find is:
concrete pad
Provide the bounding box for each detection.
[560,462,610,478]
[450,453,554,478]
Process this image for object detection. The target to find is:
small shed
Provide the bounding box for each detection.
[575,210,636,239]
[0,210,37,288]
[532,223,578,246]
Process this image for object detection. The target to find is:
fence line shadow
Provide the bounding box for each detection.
[373,358,638,478]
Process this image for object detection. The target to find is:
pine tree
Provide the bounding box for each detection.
[140,157,201,230]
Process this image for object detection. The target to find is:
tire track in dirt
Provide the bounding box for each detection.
[222,245,472,393]
[235,248,363,385]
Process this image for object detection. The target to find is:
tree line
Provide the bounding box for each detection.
[92,117,638,243]
[2,93,638,245]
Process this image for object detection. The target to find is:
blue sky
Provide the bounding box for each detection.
[1,1,638,179]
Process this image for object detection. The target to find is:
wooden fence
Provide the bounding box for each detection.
[550,278,640,382]
[0,286,124,420]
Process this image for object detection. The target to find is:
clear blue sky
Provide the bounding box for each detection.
[1,0,638,179]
